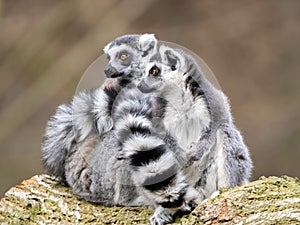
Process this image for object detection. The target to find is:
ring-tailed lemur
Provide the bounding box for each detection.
[42,34,164,206]
[136,45,252,202]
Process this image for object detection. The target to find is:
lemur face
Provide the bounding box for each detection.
[103,34,157,81]
[138,45,187,93]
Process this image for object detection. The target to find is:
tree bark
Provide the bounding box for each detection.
[0,175,299,224]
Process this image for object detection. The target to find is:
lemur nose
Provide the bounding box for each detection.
[104,65,117,78]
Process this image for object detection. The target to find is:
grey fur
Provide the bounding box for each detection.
[137,45,253,210]
[42,34,252,225]
[112,86,200,222]
[41,34,159,206]
[42,103,75,180]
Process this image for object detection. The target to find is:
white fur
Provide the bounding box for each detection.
[122,135,165,157]
[215,129,229,188]
[162,85,212,188]
[141,47,213,193]
[139,34,155,45]
[72,93,95,142]
[139,34,157,51]
[162,79,211,150]
[103,42,111,53]
[144,47,211,149]
[115,114,153,137]
[135,151,178,180]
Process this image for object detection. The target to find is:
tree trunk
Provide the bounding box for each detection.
[0,175,299,224]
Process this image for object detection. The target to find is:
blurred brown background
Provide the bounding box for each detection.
[0,0,299,197]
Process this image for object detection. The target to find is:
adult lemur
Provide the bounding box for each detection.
[42,34,163,205]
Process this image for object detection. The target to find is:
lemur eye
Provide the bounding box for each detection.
[149,65,160,76]
[120,54,127,60]
[171,65,176,71]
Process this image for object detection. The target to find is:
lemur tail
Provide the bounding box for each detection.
[42,103,76,180]
[114,97,198,212]
[42,90,100,180]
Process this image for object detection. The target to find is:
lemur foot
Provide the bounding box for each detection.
[150,207,173,225]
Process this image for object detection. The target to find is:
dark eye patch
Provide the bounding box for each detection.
[118,50,133,64]
[149,65,161,76]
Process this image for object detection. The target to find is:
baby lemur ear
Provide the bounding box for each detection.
[159,45,184,70]
[138,34,157,55]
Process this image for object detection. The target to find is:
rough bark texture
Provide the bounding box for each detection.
[0,175,299,224]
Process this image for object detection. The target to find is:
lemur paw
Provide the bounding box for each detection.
[184,142,201,166]
[96,116,114,135]
[150,207,173,225]
[187,140,206,163]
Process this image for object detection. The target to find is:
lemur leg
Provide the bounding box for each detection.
[216,124,252,188]
[193,124,252,200]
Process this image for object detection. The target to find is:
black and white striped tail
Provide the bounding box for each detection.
[42,103,75,180]
[42,85,116,180]
[114,97,200,221]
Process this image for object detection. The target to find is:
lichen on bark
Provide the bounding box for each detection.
[181,176,300,225]
[0,175,299,224]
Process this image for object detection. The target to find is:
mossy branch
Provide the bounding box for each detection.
[1,175,299,224]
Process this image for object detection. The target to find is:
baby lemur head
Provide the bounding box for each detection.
[103,34,157,81]
[137,45,189,93]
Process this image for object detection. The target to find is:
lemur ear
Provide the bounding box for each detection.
[139,34,157,54]
[103,42,111,53]
[159,45,184,69]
